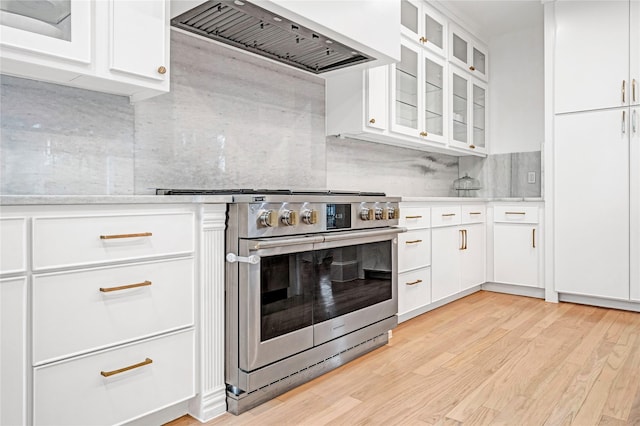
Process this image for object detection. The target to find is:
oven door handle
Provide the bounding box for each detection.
[225,253,261,264]
[248,235,325,250]
[321,227,406,243]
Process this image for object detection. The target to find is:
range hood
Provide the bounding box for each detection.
[171,0,375,74]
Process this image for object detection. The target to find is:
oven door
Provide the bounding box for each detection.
[313,228,400,345]
[238,235,323,372]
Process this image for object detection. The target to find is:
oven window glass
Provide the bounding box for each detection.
[314,240,393,323]
[260,252,314,342]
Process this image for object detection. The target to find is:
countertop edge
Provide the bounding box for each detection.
[400,197,544,202]
[0,195,233,205]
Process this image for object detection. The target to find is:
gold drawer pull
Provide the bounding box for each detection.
[442,213,456,217]
[406,239,423,244]
[406,279,422,286]
[469,212,482,215]
[405,215,423,219]
[505,212,526,215]
[100,280,152,293]
[100,232,152,240]
[533,228,536,248]
[101,358,153,377]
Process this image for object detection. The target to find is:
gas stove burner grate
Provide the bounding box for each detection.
[155,188,387,197]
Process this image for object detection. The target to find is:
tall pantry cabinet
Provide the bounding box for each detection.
[550,0,640,301]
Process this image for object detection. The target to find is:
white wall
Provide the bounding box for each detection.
[489,25,544,154]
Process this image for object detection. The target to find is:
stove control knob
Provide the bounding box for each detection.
[280,209,298,226]
[301,209,318,225]
[386,207,397,220]
[360,207,374,221]
[375,207,385,220]
[258,210,276,228]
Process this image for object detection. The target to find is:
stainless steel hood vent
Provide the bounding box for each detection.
[171,0,374,74]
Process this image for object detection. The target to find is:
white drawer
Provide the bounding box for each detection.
[398,229,431,272]
[0,217,27,274]
[33,329,195,426]
[398,206,430,229]
[398,267,431,315]
[461,205,486,224]
[32,212,194,270]
[494,205,539,224]
[431,206,462,228]
[33,258,194,365]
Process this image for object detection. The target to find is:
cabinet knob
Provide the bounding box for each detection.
[369,118,376,124]
[469,66,476,71]
[419,131,428,137]
[419,36,427,43]
[469,144,476,149]
[157,66,167,75]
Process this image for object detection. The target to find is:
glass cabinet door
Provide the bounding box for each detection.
[449,25,489,82]
[424,54,446,143]
[400,0,421,42]
[472,81,486,150]
[451,71,468,144]
[392,43,420,135]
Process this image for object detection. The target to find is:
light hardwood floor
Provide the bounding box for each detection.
[167,291,640,425]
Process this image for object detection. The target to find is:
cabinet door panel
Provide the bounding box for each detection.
[632,0,640,107]
[460,223,485,290]
[631,106,640,300]
[555,110,629,299]
[494,224,538,287]
[366,66,388,130]
[554,1,629,113]
[110,0,167,81]
[392,42,421,136]
[431,227,461,302]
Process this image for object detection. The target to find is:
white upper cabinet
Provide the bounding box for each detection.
[448,23,488,82]
[554,0,633,113]
[366,66,389,131]
[400,0,447,57]
[0,0,170,102]
[449,69,487,154]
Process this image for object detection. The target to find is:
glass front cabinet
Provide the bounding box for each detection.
[391,41,448,146]
[400,0,447,57]
[449,68,487,153]
[449,23,489,82]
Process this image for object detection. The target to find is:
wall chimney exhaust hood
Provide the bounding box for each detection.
[170,0,400,75]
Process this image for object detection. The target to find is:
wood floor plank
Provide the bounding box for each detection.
[164,292,640,426]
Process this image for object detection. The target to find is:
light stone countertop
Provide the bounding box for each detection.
[0,195,233,206]
[399,196,543,202]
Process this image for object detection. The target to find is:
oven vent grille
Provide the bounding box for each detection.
[171,0,374,74]
[248,333,386,396]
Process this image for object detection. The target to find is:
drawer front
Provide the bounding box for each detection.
[431,206,462,228]
[33,329,195,426]
[32,212,194,270]
[461,205,486,224]
[398,268,431,314]
[33,258,194,364]
[493,205,539,224]
[0,217,27,274]
[398,229,431,272]
[399,206,430,229]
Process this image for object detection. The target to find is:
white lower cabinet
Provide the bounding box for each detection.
[431,205,485,303]
[398,267,431,315]
[493,205,541,288]
[1,277,27,426]
[33,330,195,426]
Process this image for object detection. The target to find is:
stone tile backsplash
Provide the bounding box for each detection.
[0,29,541,198]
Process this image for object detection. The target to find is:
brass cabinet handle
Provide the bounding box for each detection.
[633,109,637,134]
[464,229,468,250]
[100,232,152,240]
[459,229,464,250]
[100,280,152,293]
[469,66,476,71]
[622,80,626,103]
[406,239,423,244]
[532,228,536,248]
[405,215,423,219]
[419,36,427,43]
[505,212,526,215]
[623,110,627,134]
[442,213,456,217]
[369,118,376,124]
[419,131,428,137]
[101,358,153,377]
[469,212,482,215]
[633,79,637,103]
[406,279,422,286]
[158,66,167,75]
[469,144,476,149]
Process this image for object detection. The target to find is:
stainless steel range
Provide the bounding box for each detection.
[158,189,404,414]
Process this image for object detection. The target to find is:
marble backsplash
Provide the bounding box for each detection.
[0,29,540,198]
